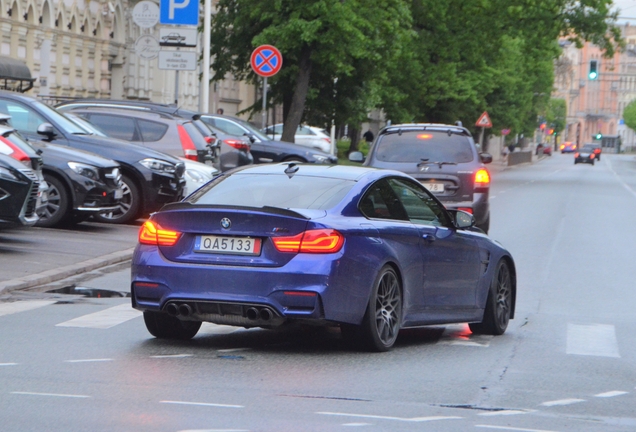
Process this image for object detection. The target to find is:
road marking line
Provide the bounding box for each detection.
[56,303,141,329]
[594,391,628,398]
[317,412,461,422]
[475,425,559,432]
[160,400,244,408]
[343,424,372,427]
[566,323,620,358]
[177,430,249,432]
[540,398,585,407]
[11,391,90,398]
[478,410,534,416]
[150,354,193,358]
[0,363,18,366]
[65,358,113,363]
[0,300,56,317]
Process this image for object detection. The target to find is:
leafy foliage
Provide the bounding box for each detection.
[623,99,636,132]
[206,0,622,143]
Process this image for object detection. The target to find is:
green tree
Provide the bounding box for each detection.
[623,99,636,132]
[545,98,567,136]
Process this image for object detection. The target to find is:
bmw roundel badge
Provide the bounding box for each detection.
[220,218,231,229]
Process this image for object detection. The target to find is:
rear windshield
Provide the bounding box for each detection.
[580,146,595,152]
[374,131,475,163]
[189,174,355,210]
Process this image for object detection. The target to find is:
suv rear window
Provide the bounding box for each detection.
[374,131,474,163]
[189,174,355,210]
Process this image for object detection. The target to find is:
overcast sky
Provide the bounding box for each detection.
[613,0,636,21]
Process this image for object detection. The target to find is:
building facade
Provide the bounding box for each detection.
[554,24,636,152]
[0,0,256,117]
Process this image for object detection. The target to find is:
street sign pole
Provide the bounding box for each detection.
[174,48,179,105]
[201,0,211,112]
[262,77,268,129]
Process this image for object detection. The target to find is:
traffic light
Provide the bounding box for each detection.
[594,132,602,140]
[553,129,557,136]
[548,128,554,135]
[589,60,598,80]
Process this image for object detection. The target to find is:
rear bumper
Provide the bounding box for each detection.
[131,244,371,326]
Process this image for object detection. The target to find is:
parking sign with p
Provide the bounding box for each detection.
[160,0,199,25]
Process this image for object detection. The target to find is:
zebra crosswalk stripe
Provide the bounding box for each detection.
[56,303,141,329]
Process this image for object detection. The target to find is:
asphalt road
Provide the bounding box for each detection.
[1,153,636,431]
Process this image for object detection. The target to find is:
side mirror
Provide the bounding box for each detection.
[37,123,57,140]
[480,152,493,164]
[244,133,256,144]
[448,209,476,230]
[348,151,365,163]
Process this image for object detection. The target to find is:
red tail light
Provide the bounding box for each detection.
[177,125,198,161]
[272,229,344,253]
[0,137,31,166]
[590,154,595,159]
[204,136,217,145]
[457,207,473,214]
[224,139,250,151]
[574,152,580,158]
[139,220,181,246]
[321,137,331,144]
[474,168,490,188]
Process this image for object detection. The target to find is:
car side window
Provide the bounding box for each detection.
[297,126,313,136]
[0,100,47,134]
[388,178,451,227]
[88,114,138,141]
[137,119,168,142]
[214,118,247,137]
[359,180,409,221]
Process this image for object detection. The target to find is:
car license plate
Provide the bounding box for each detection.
[114,188,123,199]
[422,182,444,193]
[194,235,261,255]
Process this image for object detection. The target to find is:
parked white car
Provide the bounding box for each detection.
[180,158,219,196]
[262,124,331,153]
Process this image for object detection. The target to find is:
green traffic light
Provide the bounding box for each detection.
[589,71,598,80]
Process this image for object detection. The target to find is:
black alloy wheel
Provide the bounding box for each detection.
[469,260,512,335]
[143,311,201,340]
[355,266,402,352]
[94,175,140,224]
[36,175,69,227]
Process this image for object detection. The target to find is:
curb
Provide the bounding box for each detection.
[0,248,135,295]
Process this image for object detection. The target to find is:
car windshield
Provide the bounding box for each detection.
[374,130,474,163]
[31,100,88,134]
[188,173,355,210]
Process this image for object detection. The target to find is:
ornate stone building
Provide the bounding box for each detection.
[0,0,256,116]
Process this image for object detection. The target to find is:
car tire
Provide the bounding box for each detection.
[469,259,512,336]
[143,311,201,340]
[94,175,140,224]
[36,175,69,227]
[356,265,402,352]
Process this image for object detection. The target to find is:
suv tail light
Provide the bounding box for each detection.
[205,136,217,145]
[0,137,31,167]
[224,139,250,151]
[177,124,199,161]
[574,152,580,158]
[139,220,181,246]
[272,229,344,253]
[474,168,490,188]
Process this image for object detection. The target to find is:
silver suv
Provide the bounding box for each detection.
[349,123,493,233]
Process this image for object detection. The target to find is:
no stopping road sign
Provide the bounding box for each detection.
[250,45,282,77]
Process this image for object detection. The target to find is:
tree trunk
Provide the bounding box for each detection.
[347,124,360,155]
[281,46,312,143]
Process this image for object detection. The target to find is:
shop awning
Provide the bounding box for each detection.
[0,56,35,93]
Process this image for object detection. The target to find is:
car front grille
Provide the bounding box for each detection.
[19,169,39,220]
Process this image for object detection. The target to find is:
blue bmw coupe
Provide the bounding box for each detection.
[131,163,516,351]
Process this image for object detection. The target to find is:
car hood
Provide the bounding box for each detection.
[30,140,120,168]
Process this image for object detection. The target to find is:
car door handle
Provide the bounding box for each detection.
[422,234,436,242]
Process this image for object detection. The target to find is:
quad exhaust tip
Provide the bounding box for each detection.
[246,306,274,321]
[166,302,275,321]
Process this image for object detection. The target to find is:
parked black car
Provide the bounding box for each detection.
[0,153,39,228]
[55,100,253,172]
[199,114,338,164]
[0,91,186,224]
[349,123,493,233]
